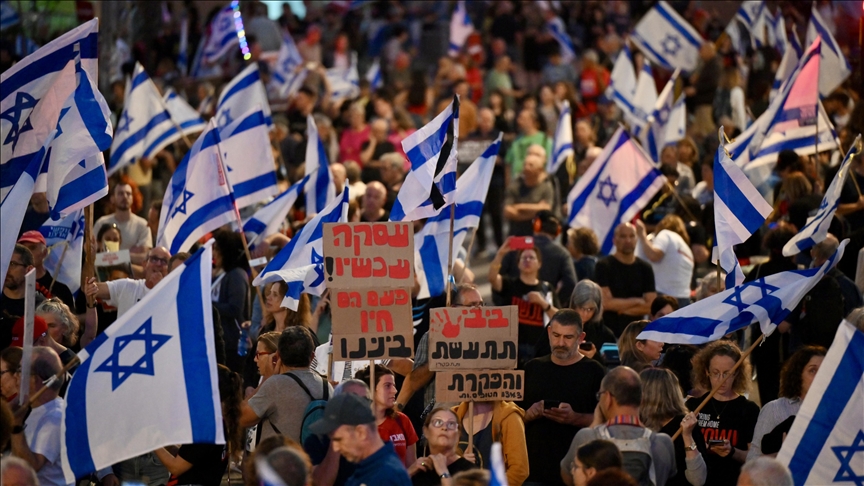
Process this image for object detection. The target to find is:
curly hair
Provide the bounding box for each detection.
[218,364,244,460]
[567,227,600,256]
[655,214,690,245]
[691,341,751,396]
[779,346,826,399]
[36,298,80,346]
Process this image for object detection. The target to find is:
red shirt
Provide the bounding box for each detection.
[339,125,371,164]
[378,412,418,464]
[579,67,610,115]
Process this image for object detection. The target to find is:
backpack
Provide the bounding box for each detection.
[595,425,657,486]
[284,372,329,444]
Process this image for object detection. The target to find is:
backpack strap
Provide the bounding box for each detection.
[284,372,316,401]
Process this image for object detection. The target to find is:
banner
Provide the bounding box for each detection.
[429,306,518,370]
[435,370,525,402]
[323,222,414,287]
[330,287,414,360]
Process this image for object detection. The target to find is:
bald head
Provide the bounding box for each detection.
[601,366,642,407]
[613,223,637,256]
[363,181,387,216]
[738,457,793,486]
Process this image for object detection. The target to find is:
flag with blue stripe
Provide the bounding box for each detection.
[39,210,84,294]
[713,128,773,288]
[201,4,238,64]
[448,1,473,57]
[61,241,224,482]
[14,35,39,57]
[778,319,864,486]
[0,0,19,30]
[639,239,848,344]
[243,175,309,249]
[547,15,575,63]
[783,135,862,256]
[770,29,801,101]
[365,58,383,91]
[416,135,501,299]
[724,17,747,57]
[108,62,178,175]
[326,53,360,103]
[1,19,98,200]
[490,442,509,486]
[629,59,657,142]
[215,63,273,131]
[736,0,767,49]
[271,32,304,95]
[163,88,205,138]
[177,17,189,75]
[157,120,237,254]
[645,69,685,162]
[219,107,279,209]
[253,189,350,311]
[391,95,460,222]
[607,45,637,121]
[631,1,704,72]
[806,5,851,97]
[567,127,666,255]
[304,114,336,216]
[548,101,573,174]
[766,10,787,55]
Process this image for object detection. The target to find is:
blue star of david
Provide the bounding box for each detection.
[94,318,171,391]
[753,278,779,299]
[116,110,133,134]
[54,107,72,138]
[832,430,864,486]
[658,106,670,124]
[723,286,748,312]
[596,176,618,207]
[171,189,194,218]
[309,248,325,287]
[1,92,39,149]
[218,108,233,127]
[662,34,682,56]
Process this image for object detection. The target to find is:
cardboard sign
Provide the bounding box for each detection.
[435,370,525,402]
[330,287,414,360]
[428,306,518,370]
[323,222,414,288]
[94,250,133,282]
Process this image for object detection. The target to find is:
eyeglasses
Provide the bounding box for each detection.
[0,369,18,376]
[709,370,736,381]
[520,255,538,261]
[596,390,608,401]
[430,419,459,431]
[576,305,597,313]
[255,351,273,359]
[453,302,484,308]
[147,256,169,266]
[8,261,27,268]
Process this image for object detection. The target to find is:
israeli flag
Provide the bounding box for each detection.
[61,241,223,482]
[391,95,460,222]
[639,239,848,344]
[724,18,747,57]
[253,189,350,311]
[1,0,19,31]
[783,135,862,257]
[177,16,189,75]
[736,0,767,49]
[778,319,864,486]
[770,29,801,101]
[39,210,84,294]
[220,107,279,209]
[202,4,238,64]
[547,15,575,63]
[490,442,509,486]
[807,5,851,97]
[326,53,360,103]
[416,135,501,299]
[547,101,573,174]
[713,129,773,288]
[365,58,383,91]
[243,175,309,249]
[767,10,788,55]
[567,127,665,255]
[304,114,336,216]
[163,87,206,138]
[1,19,98,198]
[607,45,637,120]
[448,1,473,57]
[631,1,704,72]
[645,69,685,162]
[629,59,658,141]
[157,120,237,254]
[271,32,304,95]
[39,53,112,219]
[215,63,273,131]
[109,63,178,175]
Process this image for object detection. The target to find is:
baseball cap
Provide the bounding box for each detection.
[17,231,46,246]
[308,393,375,435]
[11,315,49,347]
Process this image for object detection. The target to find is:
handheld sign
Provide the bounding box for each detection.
[428,306,518,370]
[435,370,525,402]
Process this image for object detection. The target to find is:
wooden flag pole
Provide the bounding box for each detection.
[48,242,69,294]
[13,355,81,419]
[82,205,96,308]
[467,400,475,455]
[671,333,764,441]
[445,203,456,307]
[462,227,479,272]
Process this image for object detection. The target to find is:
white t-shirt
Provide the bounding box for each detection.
[94,213,152,251]
[637,230,694,299]
[25,397,70,486]
[106,278,149,317]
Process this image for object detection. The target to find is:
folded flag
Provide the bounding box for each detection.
[219,107,279,209]
[449,1,474,57]
[631,0,704,72]
[253,189,350,310]
[778,320,864,486]
[215,63,273,131]
[61,241,223,482]
[391,95,460,221]
[177,16,189,75]
[547,101,574,174]
[304,114,337,216]
[163,87,206,138]
[201,4,238,64]
[566,127,665,255]
[39,210,84,294]
[806,4,851,97]
[638,239,848,344]
[243,175,309,249]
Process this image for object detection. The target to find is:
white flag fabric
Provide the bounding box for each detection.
[304,114,337,216]
[201,5,238,64]
[490,442,509,486]
[219,107,279,209]
[253,189,350,310]
[61,242,223,482]
[767,10,788,55]
[1,19,98,199]
[631,1,704,72]
[39,210,84,294]
[547,15,575,63]
[215,63,273,131]
[736,0,767,49]
[639,240,847,344]
[1,0,19,31]
[163,87,206,138]
[567,127,665,255]
[177,16,189,75]
[108,62,177,175]
[391,96,460,221]
[365,58,383,90]
[629,59,658,142]
[644,69,683,161]
[778,320,864,486]
[783,135,862,256]
[271,32,304,96]
[448,1,474,57]
[325,53,360,103]
[806,5,851,97]
[547,101,574,174]
[607,45,637,120]
[770,29,802,101]
[157,120,237,254]
[243,175,309,249]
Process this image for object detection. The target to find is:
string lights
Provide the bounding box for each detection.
[231,0,251,61]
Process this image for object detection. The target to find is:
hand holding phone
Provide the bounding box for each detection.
[510,236,534,250]
[544,400,561,409]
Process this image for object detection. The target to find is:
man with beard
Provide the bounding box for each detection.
[518,309,605,486]
[1,245,46,349]
[94,182,152,266]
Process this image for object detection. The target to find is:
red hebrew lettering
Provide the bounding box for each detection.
[335,257,345,277]
[367,290,379,307]
[487,308,508,328]
[372,257,387,277]
[349,291,361,307]
[355,225,373,247]
[373,224,390,245]
[333,224,352,247]
[352,258,372,278]
[395,289,409,305]
[380,290,395,306]
[389,259,411,279]
[438,310,461,339]
[376,310,394,332]
[464,308,485,328]
[389,224,410,247]
[361,310,369,333]
[337,291,351,308]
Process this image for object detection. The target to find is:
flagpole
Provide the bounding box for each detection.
[671,333,765,441]
[82,205,96,308]
[445,203,456,307]
[48,242,69,294]
[467,400,475,455]
[152,81,194,150]
[12,355,81,419]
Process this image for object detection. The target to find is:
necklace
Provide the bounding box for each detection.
[711,397,733,420]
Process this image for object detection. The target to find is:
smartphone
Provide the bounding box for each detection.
[707,440,726,447]
[544,400,561,409]
[510,236,534,250]
[579,341,594,351]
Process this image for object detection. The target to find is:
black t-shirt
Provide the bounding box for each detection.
[517,355,605,485]
[459,424,492,470]
[411,457,477,486]
[37,272,74,312]
[838,171,864,229]
[173,443,228,486]
[0,294,26,350]
[685,395,759,486]
[594,256,655,337]
[496,276,555,363]
[659,414,708,486]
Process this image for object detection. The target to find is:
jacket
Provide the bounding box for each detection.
[452,401,529,486]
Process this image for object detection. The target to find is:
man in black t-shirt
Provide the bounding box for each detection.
[1,245,46,350]
[518,310,605,486]
[594,223,656,337]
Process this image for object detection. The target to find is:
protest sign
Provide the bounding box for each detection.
[435,370,525,402]
[330,287,414,360]
[95,250,133,282]
[429,306,518,370]
[323,222,414,288]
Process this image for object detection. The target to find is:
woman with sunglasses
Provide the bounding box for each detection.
[410,407,479,485]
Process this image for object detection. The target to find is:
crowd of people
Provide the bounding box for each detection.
[1,1,863,486]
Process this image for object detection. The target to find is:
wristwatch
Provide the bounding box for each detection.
[686,442,698,451]
[440,472,451,479]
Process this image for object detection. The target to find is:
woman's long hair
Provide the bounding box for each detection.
[618,320,651,370]
[218,364,244,460]
[639,368,687,431]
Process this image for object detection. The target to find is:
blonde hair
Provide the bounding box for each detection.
[36,298,79,346]
[656,214,690,245]
[639,368,687,431]
[257,331,281,353]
